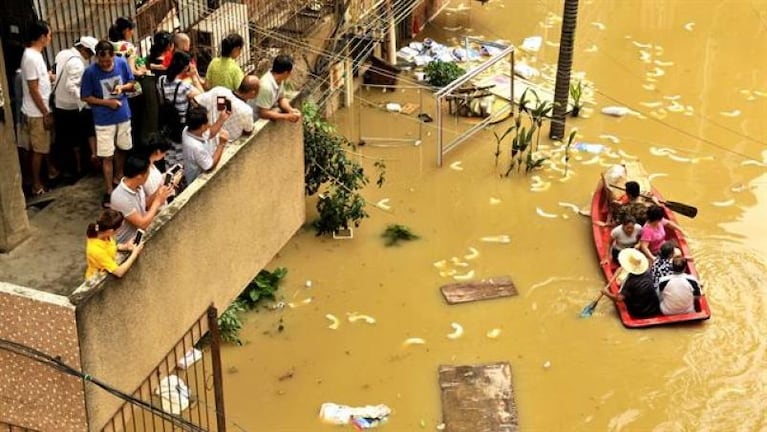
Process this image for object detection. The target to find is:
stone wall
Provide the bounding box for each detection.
[71,119,305,430]
[0,283,86,431]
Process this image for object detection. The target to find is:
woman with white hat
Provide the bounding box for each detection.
[602,248,661,318]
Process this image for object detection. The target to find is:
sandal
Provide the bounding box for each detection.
[32,187,48,197]
[101,193,111,208]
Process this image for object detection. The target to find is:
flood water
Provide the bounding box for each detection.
[221,1,767,430]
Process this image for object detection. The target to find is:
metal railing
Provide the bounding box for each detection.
[100,306,226,432]
[434,42,516,167]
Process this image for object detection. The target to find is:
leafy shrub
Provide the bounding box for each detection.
[424,61,466,87]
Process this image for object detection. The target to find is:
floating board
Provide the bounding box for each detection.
[438,362,519,432]
[440,276,517,304]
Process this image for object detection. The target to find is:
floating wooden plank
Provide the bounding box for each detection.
[439,362,518,432]
[440,276,517,304]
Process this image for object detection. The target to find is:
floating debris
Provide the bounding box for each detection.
[489,197,502,205]
[439,269,458,277]
[558,201,581,213]
[585,44,598,53]
[599,134,620,144]
[601,106,632,117]
[449,161,464,171]
[480,235,511,244]
[446,323,464,339]
[643,83,657,91]
[711,199,735,207]
[720,109,742,117]
[543,360,552,369]
[668,154,692,163]
[741,160,765,167]
[639,50,652,63]
[453,270,475,281]
[305,280,313,288]
[375,198,391,210]
[684,22,695,31]
[433,259,448,269]
[632,41,652,48]
[640,101,663,108]
[545,40,560,48]
[648,173,669,181]
[654,60,674,67]
[326,314,340,330]
[591,22,606,30]
[580,155,600,165]
[403,337,426,346]
[348,313,376,324]
[617,149,639,160]
[486,328,502,339]
[464,247,480,260]
[536,207,558,219]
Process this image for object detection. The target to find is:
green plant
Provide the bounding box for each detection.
[382,224,420,246]
[563,129,578,176]
[218,267,288,345]
[218,300,246,345]
[424,61,466,87]
[303,102,385,235]
[239,267,287,309]
[569,80,583,117]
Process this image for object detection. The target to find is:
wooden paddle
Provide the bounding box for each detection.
[610,184,698,218]
[580,269,622,318]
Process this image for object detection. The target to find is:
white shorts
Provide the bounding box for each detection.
[95,120,132,158]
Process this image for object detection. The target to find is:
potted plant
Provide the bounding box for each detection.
[569,80,583,117]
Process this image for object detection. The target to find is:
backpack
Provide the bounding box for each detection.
[157,76,184,142]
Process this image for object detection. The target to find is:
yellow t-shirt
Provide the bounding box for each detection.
[205,57,244,91]
[85,237,119,280]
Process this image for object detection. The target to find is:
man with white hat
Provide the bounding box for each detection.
[53,36,98,177]
[602,248,661,318]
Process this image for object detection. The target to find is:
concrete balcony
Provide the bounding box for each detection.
[0,117,305,431]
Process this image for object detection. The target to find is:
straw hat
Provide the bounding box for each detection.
[618,248,649,275]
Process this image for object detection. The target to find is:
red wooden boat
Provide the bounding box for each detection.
[591,176,711,328]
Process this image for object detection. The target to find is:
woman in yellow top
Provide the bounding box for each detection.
[85,209,144,279]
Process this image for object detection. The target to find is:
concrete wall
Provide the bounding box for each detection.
[0,283,86,431]
[0,37,30,252]
[70,118,305,430]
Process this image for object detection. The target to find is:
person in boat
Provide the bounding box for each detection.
[602,248,661,318]
[657,257,702,315]
[651,241,677,289]
[638,205,685,262]
[613,181,660,225]
[601,216,642,265]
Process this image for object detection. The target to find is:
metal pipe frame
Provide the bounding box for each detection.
[357,84,425,146]
[435,43,516,167]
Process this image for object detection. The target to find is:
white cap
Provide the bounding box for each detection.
[75,36,98,54]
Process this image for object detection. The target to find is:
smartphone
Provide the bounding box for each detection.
[163,172,173,186]
[216,96,226,111]
[133,229,145,245]
[224,99,232,112]
[168,163,183,175]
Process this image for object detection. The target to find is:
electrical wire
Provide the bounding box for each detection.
[0,338,207,432]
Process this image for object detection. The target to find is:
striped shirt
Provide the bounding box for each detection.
[157,75,192,165]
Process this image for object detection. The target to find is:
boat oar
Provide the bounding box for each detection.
[580,269,622,318]
[609,184,698,218]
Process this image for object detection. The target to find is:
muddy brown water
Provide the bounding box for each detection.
[221,1,767,430]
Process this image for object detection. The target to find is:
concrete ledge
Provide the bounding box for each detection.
[72,117,305,430]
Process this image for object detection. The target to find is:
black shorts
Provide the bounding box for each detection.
[55,108,95,148]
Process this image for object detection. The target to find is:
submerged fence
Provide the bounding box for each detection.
[100,306,226,432]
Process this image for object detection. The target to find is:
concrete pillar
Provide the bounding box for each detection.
[0,38,31,252]
[386,0,397,64]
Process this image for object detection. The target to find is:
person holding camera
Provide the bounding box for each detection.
[85,209,144,279]
[109,154,173,244]
[194,75,257,142]
[138,134,183,206]
[181,105,229,184]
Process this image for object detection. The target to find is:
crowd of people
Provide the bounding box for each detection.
[600,176,702,318]
[11,18,303,280]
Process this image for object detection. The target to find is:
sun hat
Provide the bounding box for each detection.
[75,36,98,54]
[618,248,649,275]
